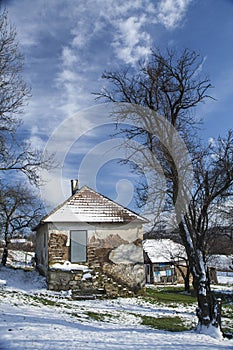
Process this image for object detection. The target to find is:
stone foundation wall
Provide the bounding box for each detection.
[47,266,137,298]
[47,267,92,292]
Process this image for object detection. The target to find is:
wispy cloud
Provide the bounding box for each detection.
[112,15,152,65]
[3,0,195,209]
[156,0,193,29]
[6,0,193,139]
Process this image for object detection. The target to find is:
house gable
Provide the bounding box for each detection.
[41,186,147,224]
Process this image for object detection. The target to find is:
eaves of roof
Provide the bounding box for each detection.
[37,185,148,226]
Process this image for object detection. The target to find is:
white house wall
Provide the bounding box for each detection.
[47,222,96,247]
[94,222,142,243]
[46,222,142,245]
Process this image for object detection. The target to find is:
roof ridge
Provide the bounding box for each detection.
[74,185,148,221]
[39,185,148,224]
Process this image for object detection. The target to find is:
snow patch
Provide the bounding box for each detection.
[0,266,47,292]
[82,272,92,280]
[0,278,7,288]
[51,261,90,271]
[196,323,223,340]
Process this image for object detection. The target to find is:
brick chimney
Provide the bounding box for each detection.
[71,179,79,195]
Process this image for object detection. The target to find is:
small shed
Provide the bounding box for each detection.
[35,182,147,296]
[143,239,187,284]
[207,254,233,285]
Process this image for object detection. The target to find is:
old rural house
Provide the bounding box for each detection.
[143,239,187,284]
[35,181,147,297]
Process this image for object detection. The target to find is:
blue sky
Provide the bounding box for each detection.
[2,0,233,214]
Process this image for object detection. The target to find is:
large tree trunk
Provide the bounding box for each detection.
[1,227,9,266]
[1,246,8,266]
[191,252,222,337]
[178,223,222,337]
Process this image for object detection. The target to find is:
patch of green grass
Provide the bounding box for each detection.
[30,295,59,306]
[8,291,65,308]
[21,293,74,309]
[141,315,192,332]
[221,304,233,338]
[86,311,106,322]
[86,311,119,322]
[70,312,82,320]
[143,287,196,306]
[222,304,233,318]
[221,324,233,338]
[87,311,112,322]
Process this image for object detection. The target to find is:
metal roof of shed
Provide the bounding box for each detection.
[143,239,186,263]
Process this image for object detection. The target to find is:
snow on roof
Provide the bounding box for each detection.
[143,239,186,263]
[41,186,147,224]
[207,255,233,271]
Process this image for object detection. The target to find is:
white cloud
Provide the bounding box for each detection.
[27,135,46,150]
[112,15,152,64]
[208,137,216,147]
[193,55,207,77]
[61,47,78,67]
[157,0,192,29]
[57,69,78,83]
[13,0,192,133]
[3,0,194,208]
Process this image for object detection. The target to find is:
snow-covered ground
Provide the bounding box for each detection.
[0,267,232,350]
[0,249,35,270]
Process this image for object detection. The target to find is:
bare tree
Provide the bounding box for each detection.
[0,9,53,264]
[97,48,233,333]
[0,9,52,186]
[0,182,43,265]
[204,202,233,256]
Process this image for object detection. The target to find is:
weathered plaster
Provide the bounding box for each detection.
[36,221,146,294]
